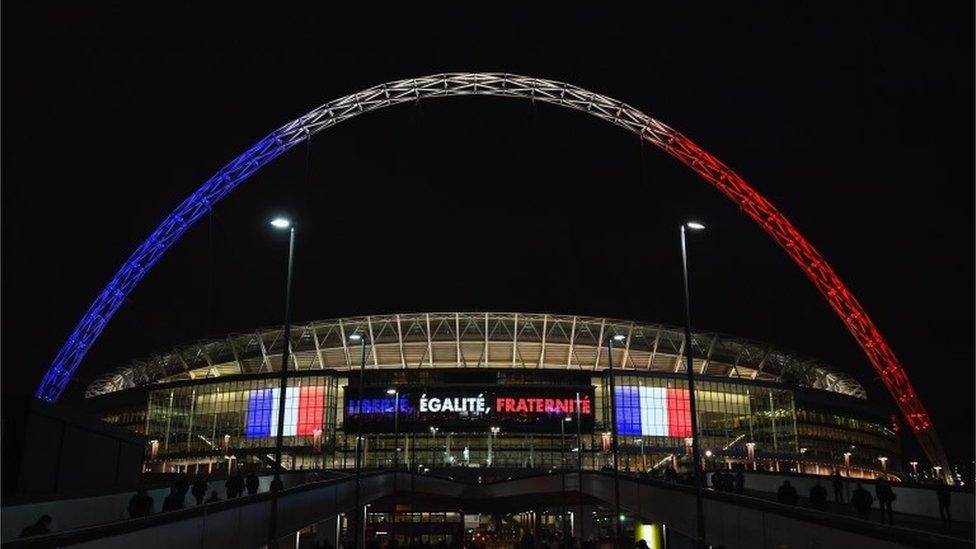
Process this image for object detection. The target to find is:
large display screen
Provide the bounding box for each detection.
[614,385,691,437]
[245,386,325,438]
[345,385,595,433]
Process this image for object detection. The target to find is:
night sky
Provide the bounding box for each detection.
[3,3,973,464]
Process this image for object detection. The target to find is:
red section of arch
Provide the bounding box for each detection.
[663,132,936,440]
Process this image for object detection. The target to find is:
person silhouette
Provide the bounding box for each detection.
[831,470,844,503]
[19,515,52,538]
[777,480,798,506]
[875,477,896,524]
[936,480,952,529]
[809,481,828,511]
[128,487,154,517]
[246,470,260,495]
[191,477,208,505]
[162,485,185,512]
[851,483,873,520]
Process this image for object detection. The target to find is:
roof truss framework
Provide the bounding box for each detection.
[87,312,867,402]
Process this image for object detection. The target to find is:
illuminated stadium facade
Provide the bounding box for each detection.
[83,312,901,479]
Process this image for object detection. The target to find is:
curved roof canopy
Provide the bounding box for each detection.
[86,312,865,399]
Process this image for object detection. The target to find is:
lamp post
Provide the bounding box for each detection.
[843,452,852,476]
[575,391,584,542]
[270,217,295,490]
[607,333,626,544]
[909,461,919,478]
[387,389,400,469]
[878,456,888,473]
[430,426,439,468]
[267,217,294,547]
[488,426,499,467]
[350,333,367,548]
[680,220,707,547]
[561,416,572,469]
[638,439,645,473]
[560,416,572,543]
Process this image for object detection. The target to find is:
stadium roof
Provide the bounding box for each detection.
[85,312,866,399]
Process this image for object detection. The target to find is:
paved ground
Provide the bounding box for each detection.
[737,487,975,540]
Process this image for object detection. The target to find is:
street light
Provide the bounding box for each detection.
[575,391,584,543]
[487,426,500,467]
[878,456,888,473]
[559,416,572,541]
[680,220,707,546]
[560,416,573,468]
[909,461,919,477]
[637,438,646,472]
[746,441,756,470]
[350,332,367,549]
[387,388,401,470]
[270,217,295,489]
[607,332,626,544]
[267,216,295,545]
[430,426,439,468]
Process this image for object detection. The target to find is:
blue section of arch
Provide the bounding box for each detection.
[35,129,299,401]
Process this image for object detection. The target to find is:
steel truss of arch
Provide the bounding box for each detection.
[35,73,947,471]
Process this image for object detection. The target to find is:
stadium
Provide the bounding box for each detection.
[82,312,900,480]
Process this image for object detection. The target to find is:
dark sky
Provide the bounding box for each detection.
[3,3,973,463]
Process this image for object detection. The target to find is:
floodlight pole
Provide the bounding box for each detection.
[268,221,295,546]
[391,389,401,470]
[680,223,707,547]
[272,225,296,488]
[607,336,622,544]
[576,391,584,543]
[352,335,367,548]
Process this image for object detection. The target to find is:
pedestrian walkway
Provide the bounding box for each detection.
[738,487,974,540]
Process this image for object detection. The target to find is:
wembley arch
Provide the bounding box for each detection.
[34,72,949,471]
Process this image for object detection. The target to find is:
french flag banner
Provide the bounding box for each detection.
[615,386,692,438]
[246,386,324,438]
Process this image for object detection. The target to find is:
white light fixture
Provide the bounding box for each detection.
[386,388,397,395]
[349,334,363,342]
[612,334,626,342]
[270,218,291,229]
[686,221,705,230]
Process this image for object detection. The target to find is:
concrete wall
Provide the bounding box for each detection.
[2,399,145,498]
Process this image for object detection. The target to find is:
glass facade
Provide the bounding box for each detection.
[105,368,895,478]
[145,375,339,463]
[603,374,798,472]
